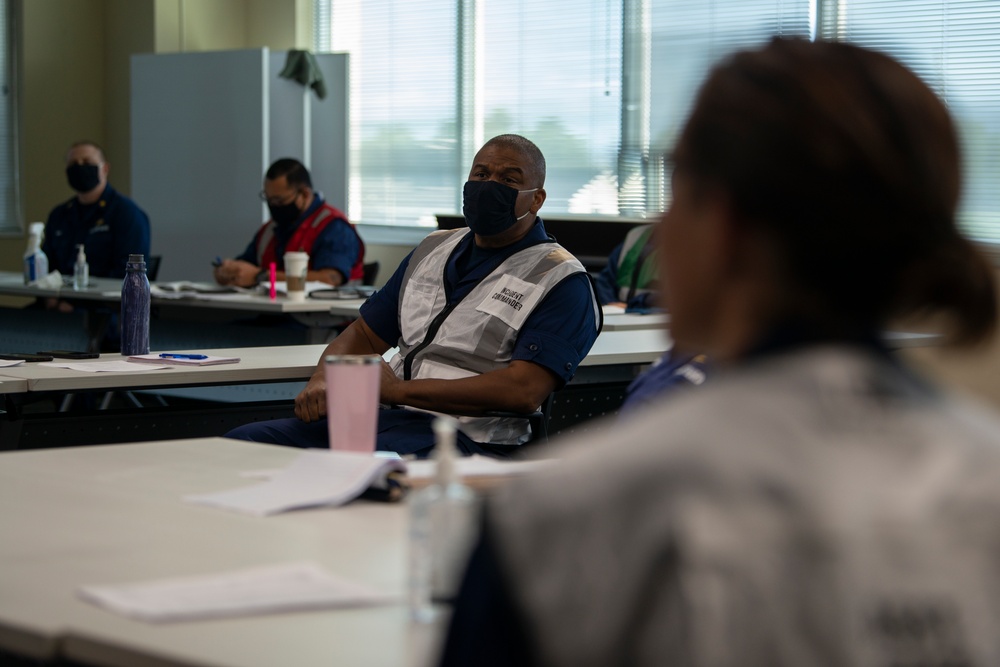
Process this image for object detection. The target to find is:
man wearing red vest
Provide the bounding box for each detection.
[214,158,364,288]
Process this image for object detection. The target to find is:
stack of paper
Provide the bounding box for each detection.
[186,450,407,516]
[40,360,172,372]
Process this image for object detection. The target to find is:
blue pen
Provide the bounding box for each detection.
[211,256,223,267]
[159,353,209,360]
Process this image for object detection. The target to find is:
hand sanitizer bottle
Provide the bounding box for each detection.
[73,244,89,291]
[408,417,479,622]
[23,222,49,285]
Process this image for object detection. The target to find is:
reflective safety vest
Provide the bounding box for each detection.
[390,228,596,444]
[255,202,365,281]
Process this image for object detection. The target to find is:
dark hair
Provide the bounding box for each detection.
[69,140,106,162]
[482,134,547,187]
[673,38,996,345]
[266,158,312,189]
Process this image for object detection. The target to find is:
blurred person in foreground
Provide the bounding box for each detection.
[441,38,1000,666]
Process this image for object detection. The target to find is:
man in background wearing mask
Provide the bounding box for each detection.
[214,158,364,288]
[43,140,150,279]
[225,134,601,457]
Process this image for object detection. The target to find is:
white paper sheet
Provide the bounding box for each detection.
[38,360,173,372]
[0,359,24,367]
[79,561,398,623]
[185,450,407,516]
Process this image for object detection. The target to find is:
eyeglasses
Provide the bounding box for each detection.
[259,189,300,207]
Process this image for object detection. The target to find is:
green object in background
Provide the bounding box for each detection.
[278,50,327,100]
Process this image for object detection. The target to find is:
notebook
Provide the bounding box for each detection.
[127,353,240,366]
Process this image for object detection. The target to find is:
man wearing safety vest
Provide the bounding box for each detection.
[226,135,602,457]
[213,158,364,288]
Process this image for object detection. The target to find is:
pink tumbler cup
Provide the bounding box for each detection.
[325,354,382,453]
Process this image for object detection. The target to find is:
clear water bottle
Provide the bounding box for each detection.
[73,244,89,291]
[120,253,150,355]
[408,417,479,622]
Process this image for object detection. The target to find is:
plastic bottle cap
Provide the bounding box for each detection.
[128,253,144,262]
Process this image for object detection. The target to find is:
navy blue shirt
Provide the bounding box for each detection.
[360,219,600,386]
[43,185,151,279]
[236,196,361,280]
[619,349,710,416]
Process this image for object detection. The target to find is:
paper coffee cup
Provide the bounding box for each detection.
[283,251,309,301]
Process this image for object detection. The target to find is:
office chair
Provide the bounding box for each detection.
[145,255,162,281]
[362,261,380,286]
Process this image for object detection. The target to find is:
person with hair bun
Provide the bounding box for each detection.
[441,38,1000,666]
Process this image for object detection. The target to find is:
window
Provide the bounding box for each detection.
[0,0,19,234]
[316,0,459,228]
[649,0,811,210]
[818,0,1000,246]
[316,0,1000,251]
[317,0,621,227]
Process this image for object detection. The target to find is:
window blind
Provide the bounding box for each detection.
[649,0,812,209]
[476,0,623,215]
[316,0,998,249]
[820,0,1000,246]
[319,0,459,227]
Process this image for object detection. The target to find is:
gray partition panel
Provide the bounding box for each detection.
[308,53,349,213]
[268,52,308,169]
[131,49,269,282]
[267,52,350,214]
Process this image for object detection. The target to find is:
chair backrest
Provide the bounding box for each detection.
[362,261,380,286]
[146,255,162,281]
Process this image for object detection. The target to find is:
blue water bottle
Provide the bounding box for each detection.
[120,253,150,355]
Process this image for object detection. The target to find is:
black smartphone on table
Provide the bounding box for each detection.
[36,350,99,359]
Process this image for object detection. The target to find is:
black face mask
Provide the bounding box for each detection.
[66,164,101,193]
[463,180,537,236]
[268,199,302,227]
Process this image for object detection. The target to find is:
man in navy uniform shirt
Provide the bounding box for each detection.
[213,158,364,288]
[226,135,601,457]
[43,140,150,279]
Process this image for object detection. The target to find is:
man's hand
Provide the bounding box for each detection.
[294,372,328,422]
[214,259,260,287]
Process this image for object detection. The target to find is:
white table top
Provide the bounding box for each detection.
[0,345,328,392]
[325,298,368,317]
[0,271,346,315]
[0,271,123,303]
[0,438,438,667]
[0,373,28,393]
[601,312,669,332]
[0,330,668,394]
